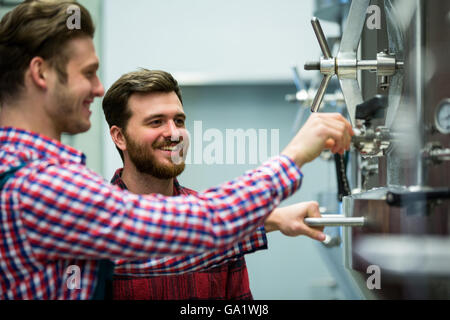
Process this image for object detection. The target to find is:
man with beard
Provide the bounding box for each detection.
[103,69,335,300]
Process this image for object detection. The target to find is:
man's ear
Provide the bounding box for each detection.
[28,57,50,90]
[110,125,127,152]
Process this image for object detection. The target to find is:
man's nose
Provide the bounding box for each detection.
[165,120,181,141]
[93,77,105,97]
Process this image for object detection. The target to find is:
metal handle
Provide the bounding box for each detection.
[306,17,334,113]
[303,2,394,125]
[311,17,332,59]
[311,74,332,112]
[386,188,450,207]
[305,214,365,227]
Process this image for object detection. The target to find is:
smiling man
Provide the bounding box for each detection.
[0,0,353,299]
[103,69,334,300]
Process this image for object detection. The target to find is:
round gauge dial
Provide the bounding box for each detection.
[435,99,450,134]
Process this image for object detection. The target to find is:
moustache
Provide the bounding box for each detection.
[152,137,185,149]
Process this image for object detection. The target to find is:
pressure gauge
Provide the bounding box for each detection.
[435,99,450,134]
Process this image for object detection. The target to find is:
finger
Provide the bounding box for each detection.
[325,138,335,149]
[311,114,349,149]
[319,114,354,147]
[320,126,346,152]
[303,226,326,241]
[321,118,352,150]
[332,130,351,153]
[306,201,321,218]
[317,112,347,126]
[305,202,324,233]
[321,113,351,131]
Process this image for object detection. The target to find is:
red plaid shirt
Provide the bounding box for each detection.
[111,169,263,299]
[0,127,303,299]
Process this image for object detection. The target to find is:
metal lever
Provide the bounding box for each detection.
[311,17,332,59]
[312,74,332,112]
[305,214,365,227]
[308,18,335,113]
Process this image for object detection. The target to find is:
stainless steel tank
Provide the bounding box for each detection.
[304,0,450,299]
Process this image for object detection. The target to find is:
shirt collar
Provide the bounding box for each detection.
[111,168,128,190]
[111,168,182,195]
[0,127,86,165]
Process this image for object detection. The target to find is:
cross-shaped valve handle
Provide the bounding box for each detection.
[304,0,403,126]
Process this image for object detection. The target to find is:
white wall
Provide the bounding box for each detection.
[102,0,339,86]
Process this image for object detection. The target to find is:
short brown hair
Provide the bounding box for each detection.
[0,0,95,105]
[102,69,183,161]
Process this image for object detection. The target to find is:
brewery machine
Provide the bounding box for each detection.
[297,0,450,299]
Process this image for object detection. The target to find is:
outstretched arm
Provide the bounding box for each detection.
[17,113,351,260]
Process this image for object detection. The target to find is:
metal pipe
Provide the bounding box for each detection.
[415,0,425,187]
[356,60,378,70]
[304,61,321,71]
[305,215,365,227]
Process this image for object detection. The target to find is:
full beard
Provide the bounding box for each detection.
[125,133,186,179]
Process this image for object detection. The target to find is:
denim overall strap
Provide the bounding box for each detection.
[0,164,26,189]
[91,260,115,300]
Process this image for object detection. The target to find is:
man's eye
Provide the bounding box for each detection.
[149,120,162,126]
[175,119,185,126]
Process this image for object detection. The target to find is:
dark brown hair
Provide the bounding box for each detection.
[0,0,95,105]
[102,69,183,161]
